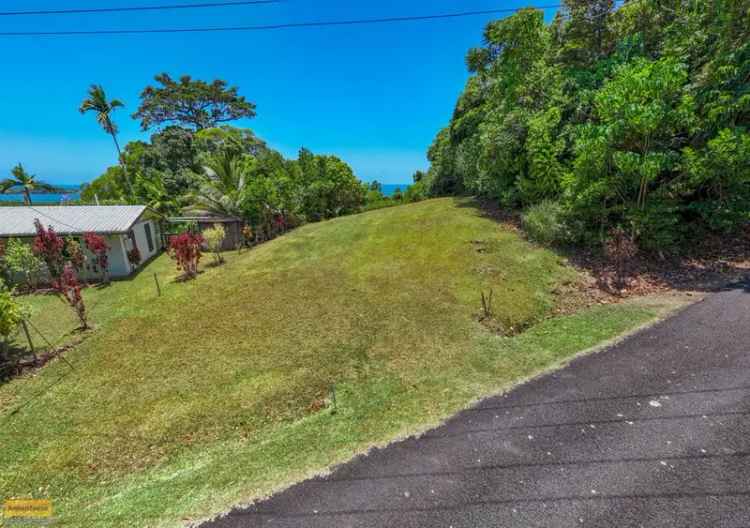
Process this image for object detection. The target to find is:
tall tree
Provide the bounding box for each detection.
[558,0,615,66]
[79,85,131,192]
[0,164,56,205]
[133,74,256,131]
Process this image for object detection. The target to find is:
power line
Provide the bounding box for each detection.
[0,6,564,37]
[0,0,282,17]
[27,205,88,232]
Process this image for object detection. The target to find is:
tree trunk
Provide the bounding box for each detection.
[110,130,134,196]
[24,188,32,206]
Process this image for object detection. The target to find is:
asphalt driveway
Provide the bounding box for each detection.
[205,282,750,528]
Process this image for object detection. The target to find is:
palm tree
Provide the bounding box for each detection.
[79,84,132,192]
[189,153,250,217]
[0,164,56,205]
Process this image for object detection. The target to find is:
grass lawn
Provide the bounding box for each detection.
[0,198,683,527]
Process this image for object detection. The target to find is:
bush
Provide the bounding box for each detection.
[0,279,28,346]
[54,264,88,330]
[32,220,65,281]
[403,180,428,203]
[3,238,43,290]
[203,223,226,264]
[127,246,142,266]
[83,232,111,283]
[169,232,204,279]
[521,200,569,245]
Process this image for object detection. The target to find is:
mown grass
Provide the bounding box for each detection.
[0,198,677,527]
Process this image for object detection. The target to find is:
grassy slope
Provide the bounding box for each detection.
[0,198,675,527]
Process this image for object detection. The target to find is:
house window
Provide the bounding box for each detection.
[144,223,154,252]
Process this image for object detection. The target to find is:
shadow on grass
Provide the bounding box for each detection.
[0,343,32,385]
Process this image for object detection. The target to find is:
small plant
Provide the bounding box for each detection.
[32,220,65,281]
[169,232,204,279]
[604,227,638,292]
[521,200,568,245]
[3,238,43,290]
[127,246,142,267]
[84,232,111,283]
[203,223,226,265]
[54,263,88,330]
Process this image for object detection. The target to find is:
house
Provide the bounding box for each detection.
[0,205,163,279]
[167,212,244,251]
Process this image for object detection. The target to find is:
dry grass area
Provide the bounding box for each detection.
[0,198,684,527]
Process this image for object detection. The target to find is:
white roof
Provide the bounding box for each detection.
[0,205,148,237]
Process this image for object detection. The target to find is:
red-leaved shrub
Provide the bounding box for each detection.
[169,232,204,279]
[55,263,88,329]
[84,232,111,283]
[32,220,65,280]
[127,246,141,266]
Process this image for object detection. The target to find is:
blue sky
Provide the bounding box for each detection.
[0,0,558,186]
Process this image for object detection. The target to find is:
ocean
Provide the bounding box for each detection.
[0,183,409,203]
[380,184,410,197]
[0,185,81,204]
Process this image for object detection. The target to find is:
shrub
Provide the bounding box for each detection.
[521,200,569,245]
[3,238,43,290]
[203,223,226,265]
[403,180,428,203]
[169,232,204,279]
[55,264,88,330]
[32,220,65,280]
[83,232,111,283]
[127,246,142,266]
[0,279,28,348]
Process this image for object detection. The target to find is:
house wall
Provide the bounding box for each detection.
[0,234,132,282]
[108,235,131,278]
[125,219,162,267]
[1,219,163,284]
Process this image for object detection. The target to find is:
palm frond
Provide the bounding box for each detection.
[0,178,17,193]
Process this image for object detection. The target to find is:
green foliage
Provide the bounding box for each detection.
[2,238,43,289]
[297,148,366,222]
[203,223,227,264]
[0,279,27,342]
[192,152,252,218]
[522,200,569,245]
[79,85,124,137]
[83,120,368,238]
[133,73,256,131]
[425,0,750,252]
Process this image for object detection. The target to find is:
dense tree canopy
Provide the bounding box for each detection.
[133,74,256,131]
[424,0,750,251]
[81,124,372,236]
[81,74,423,239]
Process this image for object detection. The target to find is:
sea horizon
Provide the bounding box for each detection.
[0,182,411,203]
